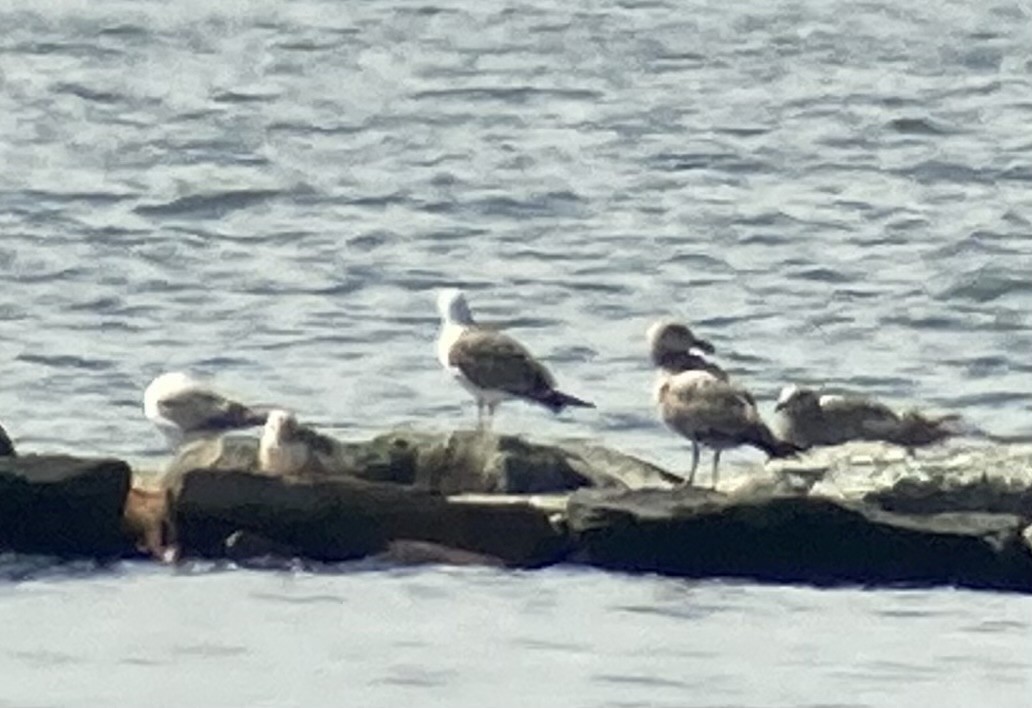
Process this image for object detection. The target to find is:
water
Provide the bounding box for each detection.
[1,0,1032,704]
[0,562,1029,707]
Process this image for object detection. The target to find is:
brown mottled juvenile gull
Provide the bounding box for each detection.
[143,371,269,449]
[436,288,594,430]
[648,321,797,488]
[258,409,337,476]
[774,384,962,452]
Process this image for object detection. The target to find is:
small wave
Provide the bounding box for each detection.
[15,353,115,371]
[133,189,284,218]
[592,672,692,689]
[937,266,1032,303]
[266,120,363,136]
[885,117,953,136]
[469,191,585,220]
[879,312,967,331]
[411,86,603,103]
[21,189,133,205]
[211,89,281,104]
[14,41,122,59]
[0,554,112,583]
[945,391,1031,408]
[52,82,124,104]
[897,160,995,185]
[97,24,150,38]
[789,267,855,284]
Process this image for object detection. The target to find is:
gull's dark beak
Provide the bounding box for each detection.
[693,338,715,355]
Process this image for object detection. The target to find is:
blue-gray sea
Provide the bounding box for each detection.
[1,0,1031,705]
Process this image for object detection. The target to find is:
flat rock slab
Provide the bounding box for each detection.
[864,475,1032,518]
[166,429,676,495]
[567,488,1032,593]
[173,469,569,567]
[0,455,132,556]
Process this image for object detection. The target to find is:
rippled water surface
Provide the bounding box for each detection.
[2,0,1032,703]
[0,562,1030,708]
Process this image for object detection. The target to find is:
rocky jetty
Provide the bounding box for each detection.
[566,488,1032,592]
[0,454,132,556]
[3,429,1032,593]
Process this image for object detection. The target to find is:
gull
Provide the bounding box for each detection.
[436,288,594,430]
[648,320,797,488]
[774,384,962,452]
[143,371,269,449]
[258,409,337,476]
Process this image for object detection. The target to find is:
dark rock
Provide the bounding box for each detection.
[224,529,299,561]
[0,455,132,556]
[567,488,1032,593]
[865,475,1032,518]
[172,469,568,567]
[166,429,674,494]
[404,431,595,493]
[379,539,506,567]
[0,423,14,457]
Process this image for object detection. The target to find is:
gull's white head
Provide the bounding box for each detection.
[262,409,298,445]
[143,371,201,422]
[437,288,474,325]
[775,384,820,412]
[645,320,669,352]
[775,384,800,409]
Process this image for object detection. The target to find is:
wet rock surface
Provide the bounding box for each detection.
[172,469,568,567]
[566,487,1032,592]
[164,429,674,494]
[0,455,132,556]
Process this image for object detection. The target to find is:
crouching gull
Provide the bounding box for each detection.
[436,288,594,430]
[647,320,798,488]
[144,371,269,449]
[258,409,337,476]
[774,384,962,452]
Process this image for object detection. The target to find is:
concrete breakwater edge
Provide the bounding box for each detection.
[2,429,1032,593]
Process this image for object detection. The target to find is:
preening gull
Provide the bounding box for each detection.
[648,321,797,488]
[436,288,594,430]
[143,371,269,449]
[258,409,336,477]
[774,384,962,451]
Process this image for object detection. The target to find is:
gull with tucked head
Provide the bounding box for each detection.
[436,288,594,430]
[143,371,269,449]
[774,384,962,452]
[258,408,337,477]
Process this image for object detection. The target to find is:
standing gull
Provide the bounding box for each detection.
[648,320,797,488]
[774,384,962,452]
[436,288,594,430]
[143,371,269,449]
